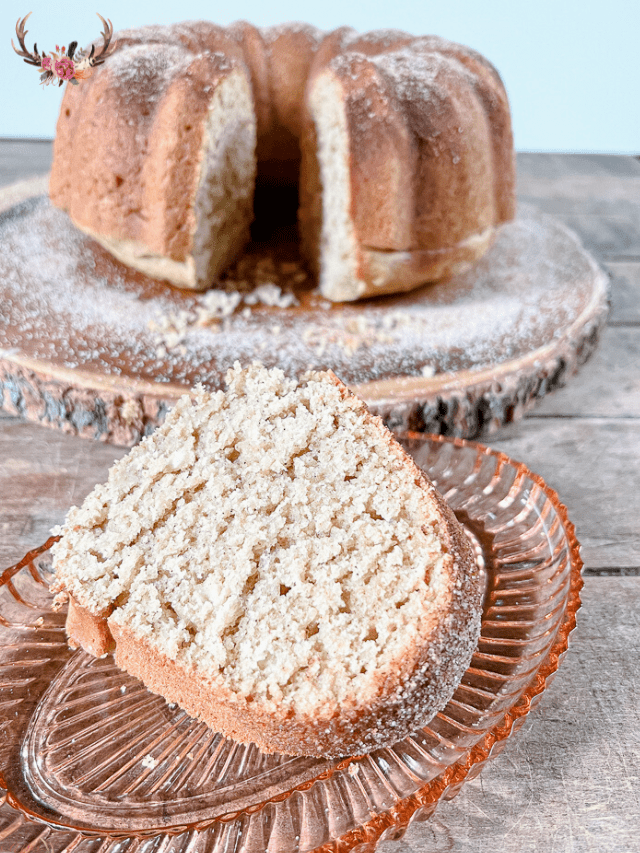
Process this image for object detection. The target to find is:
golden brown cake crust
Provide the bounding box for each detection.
[66,596,115,657]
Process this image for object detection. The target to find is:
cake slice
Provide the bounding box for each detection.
[51,363,483,756]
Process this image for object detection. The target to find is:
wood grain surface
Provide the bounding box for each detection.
[1,144,639,853]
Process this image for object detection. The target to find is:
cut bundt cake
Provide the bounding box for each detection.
[49,22,515,301]
[51,363,483,757]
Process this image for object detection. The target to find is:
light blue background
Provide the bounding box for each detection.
[2,0,638,153]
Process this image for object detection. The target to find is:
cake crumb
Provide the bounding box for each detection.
[150,282,298,352]
[120,398,140,425]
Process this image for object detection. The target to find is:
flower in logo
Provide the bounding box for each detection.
[54,55,75,80]
[12,13,117,88]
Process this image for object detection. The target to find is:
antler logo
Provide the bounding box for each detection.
[12,12,117,87]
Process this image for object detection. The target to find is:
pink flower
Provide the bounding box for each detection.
[54,56,75,81]
[41,55,52,71]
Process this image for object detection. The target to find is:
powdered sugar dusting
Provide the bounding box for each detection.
[262,21,325,45]
[0,197,600,392]
[104,43,193,113]
[347,29,412,49]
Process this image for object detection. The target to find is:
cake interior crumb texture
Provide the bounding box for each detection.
[52,364,456,717]
[309,70,365,302]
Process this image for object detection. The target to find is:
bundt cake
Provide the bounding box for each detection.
[49,22,515,301]
[50,363,483,757]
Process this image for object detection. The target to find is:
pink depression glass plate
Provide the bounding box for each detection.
[0,434,582,853]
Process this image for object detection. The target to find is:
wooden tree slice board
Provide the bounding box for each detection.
[0,176,609,446]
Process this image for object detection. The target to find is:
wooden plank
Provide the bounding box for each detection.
[516,164,640,259]
[0,417,125,568]
[530,325,640,418]
[0,139,52,187]
[487,419,640,571]
[606,261,640,324]
[516,204,640,259]
[379,576,640,853]
[518,176,640,205]
[517,152,640,179]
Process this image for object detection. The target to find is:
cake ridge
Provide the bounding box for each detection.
[49,20,516,300]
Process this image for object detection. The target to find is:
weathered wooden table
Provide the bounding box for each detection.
[1,142,639,852]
